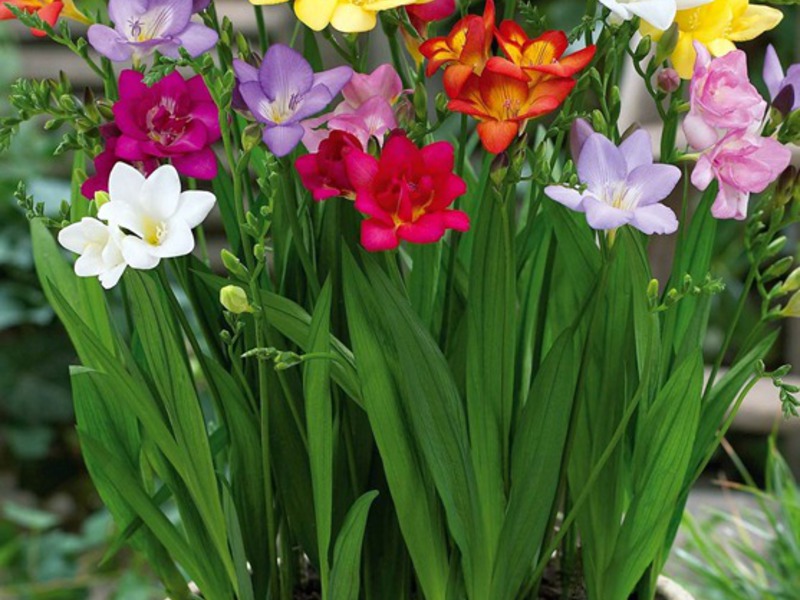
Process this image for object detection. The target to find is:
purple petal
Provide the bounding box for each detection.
[173,21,219,58]
[239,81,272,123]
[577,133,627,193]
[627,163,682,206]
[569,118,594,162]
[544,185,585,211]
[192,0,210,12]
[293,85,336,121]
[763,44,785,101]
[630,204,678,235]
[141,0,193,37]
[313,66,354,98]
[108,0,148,26]
[88,25,133,61]
[263,123,305,157]
[261,44,314,103]
[583,196,631,231]
[234,59,260,84]
[618,129,654,171]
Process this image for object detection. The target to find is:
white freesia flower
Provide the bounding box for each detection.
[599,0,713,30]
[58,217,127,289]
[98,163,216,271]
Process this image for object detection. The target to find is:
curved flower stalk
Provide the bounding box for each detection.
[237,44,353,157]
[640,0,783,79]
[88,0,218,62]
[0,0,89,36]
[546,123,681,235]
[597,0,713,31]
[112,70,222,179]
[344,131,470,251]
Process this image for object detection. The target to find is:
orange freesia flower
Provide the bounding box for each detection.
[0,0,89,37]
[448,70,575,154]
[418,0,495,97]
[488,23,596,85]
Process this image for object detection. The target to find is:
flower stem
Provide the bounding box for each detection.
[255,6,270,54]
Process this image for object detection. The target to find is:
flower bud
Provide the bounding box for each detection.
[435,92,449,122]
[221,249,249,280]
[782,268,800,294]
[633,36,652,61]
[93,191,110,207]
[781,291,800,317]
[490,152,509,188]
[657,68,680,93]
[220,285,254,314]
[655,24,679,64]
[413,81,428,121]
[242,123,262,153]
[764,256,794,281]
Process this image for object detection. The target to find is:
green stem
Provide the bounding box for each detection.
[280,160,321,301]
[255,5,270,54]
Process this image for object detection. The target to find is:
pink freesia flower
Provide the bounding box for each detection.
[295,130,363,201]
[345,131,470,251]
[692,129,792,220]
[683,42,766,151]
[81,124,158,199]
[112,70,221,180]
[341,64,405,110]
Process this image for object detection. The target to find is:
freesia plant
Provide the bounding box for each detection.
[2,0,800,599]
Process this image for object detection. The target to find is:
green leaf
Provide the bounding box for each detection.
[304,278,334,594]
[604,351,704,600]
[342,251,449,600]
[465,188,516,561]
[329,491,378,600]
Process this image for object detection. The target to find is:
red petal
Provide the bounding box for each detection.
[527,30,568,59]
[398,213,446,245]
[477,121,519,154]
[345,149,379,191]
[361,219,399,252]
[529,45,596,78]
[421,141,455,174]
[485,57,528,81]
[443,210,471,232]
[443,64,477,98]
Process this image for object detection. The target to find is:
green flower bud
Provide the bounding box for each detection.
[93,191,110,208]
[413,81,428,121]
[655,24,679,64]
[242,123,262,153]
[633,36,652,61]
[221,249,249,280]
[781,267,800,294]
[220,285,254,314]
[764,256,794,281]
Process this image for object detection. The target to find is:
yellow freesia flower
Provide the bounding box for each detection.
[250,0,421,33]
[641,0,784,78]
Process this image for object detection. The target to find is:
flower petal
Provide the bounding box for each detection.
[627,163,682,206]
[361,219,399,251]
[583,196,632,231]
[261,44,314,103]
[263,123,305,157]
[577,133,627,192]
[544,185,585,211]
[175,190,217,228]
[630,203,679,235]
[141,165,181,221]
[619,129,654,171]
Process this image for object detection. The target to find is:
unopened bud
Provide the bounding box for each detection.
[646,278,660,307]
[655,23,679,64]
[220,285,254,314]
[435,92,449,122]
[490,152,509,188]
[782,267,800,294]
[764,256,794,281]
[413,81,428,121]
[221,249,249,280]
[633,36,652,61]
[93,191,110,207]
[242,123,262,153]
[657,68,680,93]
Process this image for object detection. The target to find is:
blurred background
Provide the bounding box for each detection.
[0,0,799,598]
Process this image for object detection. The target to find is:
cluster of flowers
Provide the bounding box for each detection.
[2,0,794,286]
[420,0,595,153]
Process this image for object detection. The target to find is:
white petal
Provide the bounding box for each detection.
[58,218,107,254]
[99,263,127,289]
[97,202,146,237]
[109,162,146,208]
[628,0,677,30]
[544,186,585,211]
[121,236,161,270]
[584,196,632,231]
[175,190,216,229]
[153,220,195,258]
[141,165,181,221]
[74,249,106,277]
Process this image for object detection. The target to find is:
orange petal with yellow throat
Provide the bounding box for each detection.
[477,120,519,154]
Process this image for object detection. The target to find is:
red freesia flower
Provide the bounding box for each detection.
[419,0,495,98]
[345,131,470,252]
[295,131,363,201]
[403,0,456,64]
[81,124,159,200]
[448,70,571,154]
[113,70,221,180]
[488,24,596,84]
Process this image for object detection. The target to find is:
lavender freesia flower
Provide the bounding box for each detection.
[545,125,681,235]
[88,0,218,63]
[764,44,800,114]
[237,44,353,157]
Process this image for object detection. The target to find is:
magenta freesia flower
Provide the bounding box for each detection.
[683,42,766,151]
[112,70,221,179]
[764,44,800,114]
[295,130,363,201]
[88,0,218,62]
[344,131,469,252]
[692,129,792,220]
[238,44,353,157]
[82,124,159,199]
[546,125,681,235]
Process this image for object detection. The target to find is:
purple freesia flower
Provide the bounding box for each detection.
[764,44,800,115]
[545,125,681,235]
[88,0,218,62]
[112,70,221,179]
[238,44,353,157]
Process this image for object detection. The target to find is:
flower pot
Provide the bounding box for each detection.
[656,576,695,600]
